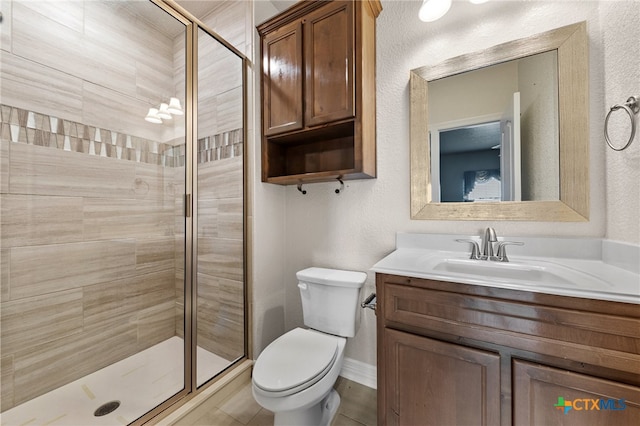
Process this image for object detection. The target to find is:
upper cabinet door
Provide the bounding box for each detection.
[304,1,355,127]
[262,21,304,136]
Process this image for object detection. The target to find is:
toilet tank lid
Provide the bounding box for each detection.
[296,267,367,288]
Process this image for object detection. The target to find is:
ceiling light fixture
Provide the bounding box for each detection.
[167,97,184,115]
[144,97,184,124]
[419,0,490,23]
[419,0,452,22]
[157,103,172,120]
[144,108,163,124]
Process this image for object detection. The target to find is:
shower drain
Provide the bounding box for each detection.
[94,400,121,417]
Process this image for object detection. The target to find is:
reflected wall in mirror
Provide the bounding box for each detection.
[410,22,589,221]
[429,51,559,203]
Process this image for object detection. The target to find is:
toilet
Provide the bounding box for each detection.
[252,267,367,426]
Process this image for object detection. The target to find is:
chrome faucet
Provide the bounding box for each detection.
[456,227,524,262]
[482,227,498,260]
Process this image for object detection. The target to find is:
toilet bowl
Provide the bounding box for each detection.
[252,328,346,425]
[251,267,367,426]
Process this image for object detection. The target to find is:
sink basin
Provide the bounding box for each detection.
[424,257,611,289]
[371,234,640,304]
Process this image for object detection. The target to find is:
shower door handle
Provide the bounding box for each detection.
[185,194,191,217]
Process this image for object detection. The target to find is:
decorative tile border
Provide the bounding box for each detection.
[0,104,177,166]
[198,128,243,164]
[0,105,243,167]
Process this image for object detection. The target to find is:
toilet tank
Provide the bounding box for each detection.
[297,267,367,337]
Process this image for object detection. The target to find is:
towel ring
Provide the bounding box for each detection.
[605,95,639,151]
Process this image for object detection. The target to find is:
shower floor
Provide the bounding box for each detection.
[1,337,231,425]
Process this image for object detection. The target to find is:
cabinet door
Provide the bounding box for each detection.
[304,1,354,127]
[513,360,640,425]
[262,20,303,136]
[385,329,501,426]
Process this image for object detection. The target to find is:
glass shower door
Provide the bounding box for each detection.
[194,27,246,387]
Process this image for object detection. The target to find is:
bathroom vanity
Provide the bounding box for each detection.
[373,233,640,425]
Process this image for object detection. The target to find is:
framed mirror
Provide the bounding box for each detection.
[410,22,589,221]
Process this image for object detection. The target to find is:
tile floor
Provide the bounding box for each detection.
[174,377,377,426]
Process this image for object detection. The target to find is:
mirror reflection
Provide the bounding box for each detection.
[428,51,559,203]
[409,21,589,221]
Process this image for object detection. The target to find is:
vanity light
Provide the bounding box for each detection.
[419,0,452,22]
[144,108,163,124]
[157,103,173,120]
[167,97,184,115]
[469,0,490,4]
[144,98,183,123]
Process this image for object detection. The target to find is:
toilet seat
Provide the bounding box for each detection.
[253,328,339,396]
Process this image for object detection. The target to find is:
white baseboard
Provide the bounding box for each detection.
[340,357,376,389]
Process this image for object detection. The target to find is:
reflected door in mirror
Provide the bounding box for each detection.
[428,51,558,203]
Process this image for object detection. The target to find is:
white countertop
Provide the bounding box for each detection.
[371,233,640,304]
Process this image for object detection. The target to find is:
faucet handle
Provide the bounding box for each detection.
[495,241,524,262]
[456,239,481,260]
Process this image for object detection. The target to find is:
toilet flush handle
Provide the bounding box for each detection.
[361,293,376,310]
[297,282,308,291]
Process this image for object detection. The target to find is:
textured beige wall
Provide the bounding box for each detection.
[428,61,518,125]
[251,0,288,362]
[601,3,640,242]
[519,51,559,201]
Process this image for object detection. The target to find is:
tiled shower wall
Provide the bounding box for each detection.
[0,105,179,411]
[196,153,245,362]
[0,104,245,409]
[173,132,245,364]
[0,108,245,411]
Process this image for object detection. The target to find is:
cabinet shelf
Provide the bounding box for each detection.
[264,121,356,183]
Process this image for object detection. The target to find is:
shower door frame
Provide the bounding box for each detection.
[132,1,250,423]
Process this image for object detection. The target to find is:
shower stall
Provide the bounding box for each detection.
[0,0,247,424]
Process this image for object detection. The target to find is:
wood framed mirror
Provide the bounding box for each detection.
[410,22,588,221]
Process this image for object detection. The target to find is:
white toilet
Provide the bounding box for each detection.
[252,267,367,426]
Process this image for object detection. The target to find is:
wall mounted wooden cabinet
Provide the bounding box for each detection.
[262,19,304,136]
[258,0,381,185]
[376,274,640,425]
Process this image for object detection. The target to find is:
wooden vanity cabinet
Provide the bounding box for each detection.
[258,0,381,185]
[376,273,640,426]
[385,328,501,426]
